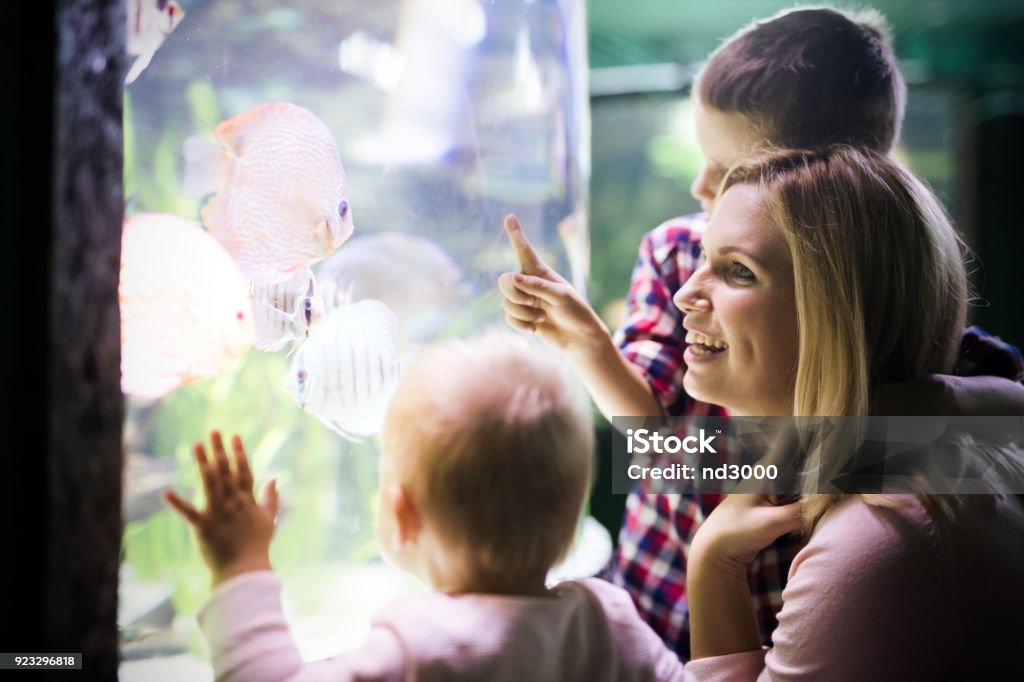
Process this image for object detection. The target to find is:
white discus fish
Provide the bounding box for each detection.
[316,231,464,341]
[283,300,402,440]
[250,268,324,353]
[125,0,185,85]
[183,102,354,283]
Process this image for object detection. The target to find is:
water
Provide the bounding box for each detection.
[120,0,590,672]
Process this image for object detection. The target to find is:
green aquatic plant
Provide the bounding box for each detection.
[123,347,386,655]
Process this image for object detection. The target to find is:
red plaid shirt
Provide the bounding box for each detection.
[607,213,1024,660]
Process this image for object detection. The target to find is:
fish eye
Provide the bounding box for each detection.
[297,369,308,382]
[338,199,349,218]
[304,298,313,311]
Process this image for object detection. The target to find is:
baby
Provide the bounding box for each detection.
[166,333,685,681]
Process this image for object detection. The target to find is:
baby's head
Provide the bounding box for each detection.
[377,332,593,594]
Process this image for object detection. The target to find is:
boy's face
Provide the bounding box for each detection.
[691,99,764,215]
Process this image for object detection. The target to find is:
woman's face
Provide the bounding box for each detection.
[673,183,799,416]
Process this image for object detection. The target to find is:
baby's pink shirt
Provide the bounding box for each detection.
[199,573,685,681]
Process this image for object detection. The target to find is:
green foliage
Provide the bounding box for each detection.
[122,348,383,654]
[185,80,221,134]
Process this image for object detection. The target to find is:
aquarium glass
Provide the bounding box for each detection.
[119,0,590,676]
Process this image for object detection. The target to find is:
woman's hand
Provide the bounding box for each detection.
[498,214,609,357]
[687,494,801,659]
[164,431,279,586]
[691,493,803,576]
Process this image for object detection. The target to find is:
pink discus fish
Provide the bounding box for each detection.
[283,300,402,440]
[120,213,253,399]
[184,103,354,284]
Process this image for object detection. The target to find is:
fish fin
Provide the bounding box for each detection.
[252,300,299,352]
[338,281,357,305]
[200,191,234,238]
[321,417,362,443]
[183,135,230,198]
[285,338,304,358]
[212,112,254,158]
[125,50,155,85]
[317,279,340,309]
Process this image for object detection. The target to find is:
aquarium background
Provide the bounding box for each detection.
[120,0,1024,677]
[121,0,590,675]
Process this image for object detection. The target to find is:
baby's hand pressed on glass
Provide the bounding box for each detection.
[164,430,279,586]
[498,214,608,354]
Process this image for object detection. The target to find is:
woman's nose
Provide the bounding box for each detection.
[674,270,712,315]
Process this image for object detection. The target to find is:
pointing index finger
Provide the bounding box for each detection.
[504,214,546,276]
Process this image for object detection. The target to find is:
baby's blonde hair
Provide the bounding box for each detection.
[386,331,593,591]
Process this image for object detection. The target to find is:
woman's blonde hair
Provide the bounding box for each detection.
[721,146,969,528]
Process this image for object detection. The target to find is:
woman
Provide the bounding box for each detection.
[675,146,1024,680]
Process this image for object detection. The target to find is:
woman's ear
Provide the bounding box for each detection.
[388,483,423,547]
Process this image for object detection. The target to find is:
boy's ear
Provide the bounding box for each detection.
[389,483,422,546]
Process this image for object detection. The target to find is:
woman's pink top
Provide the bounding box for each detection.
[685,495,1024,681]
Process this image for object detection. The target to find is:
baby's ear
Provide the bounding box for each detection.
[389,483,422,546]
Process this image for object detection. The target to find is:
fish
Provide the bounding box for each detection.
[316,231,465,341]
[250,267,324,353]
[283,300,402,440]
[120,213,254,399]
[125,0,185,85]
[183,102,354,283]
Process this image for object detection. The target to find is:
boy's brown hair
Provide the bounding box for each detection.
[696,6,906,152]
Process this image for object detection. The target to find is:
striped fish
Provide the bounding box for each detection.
[283,300,402,440]
[250,267,323,353]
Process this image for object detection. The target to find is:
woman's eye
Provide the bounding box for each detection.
[727,262,755,282]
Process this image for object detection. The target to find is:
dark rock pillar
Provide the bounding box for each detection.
[5,1,126,678]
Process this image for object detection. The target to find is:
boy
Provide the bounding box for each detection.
[499,5,1024,658]
[165,334,686,681]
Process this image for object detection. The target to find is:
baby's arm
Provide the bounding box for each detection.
[498,215,661,419]
[199,571,405,682]
[165,432,406,681]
